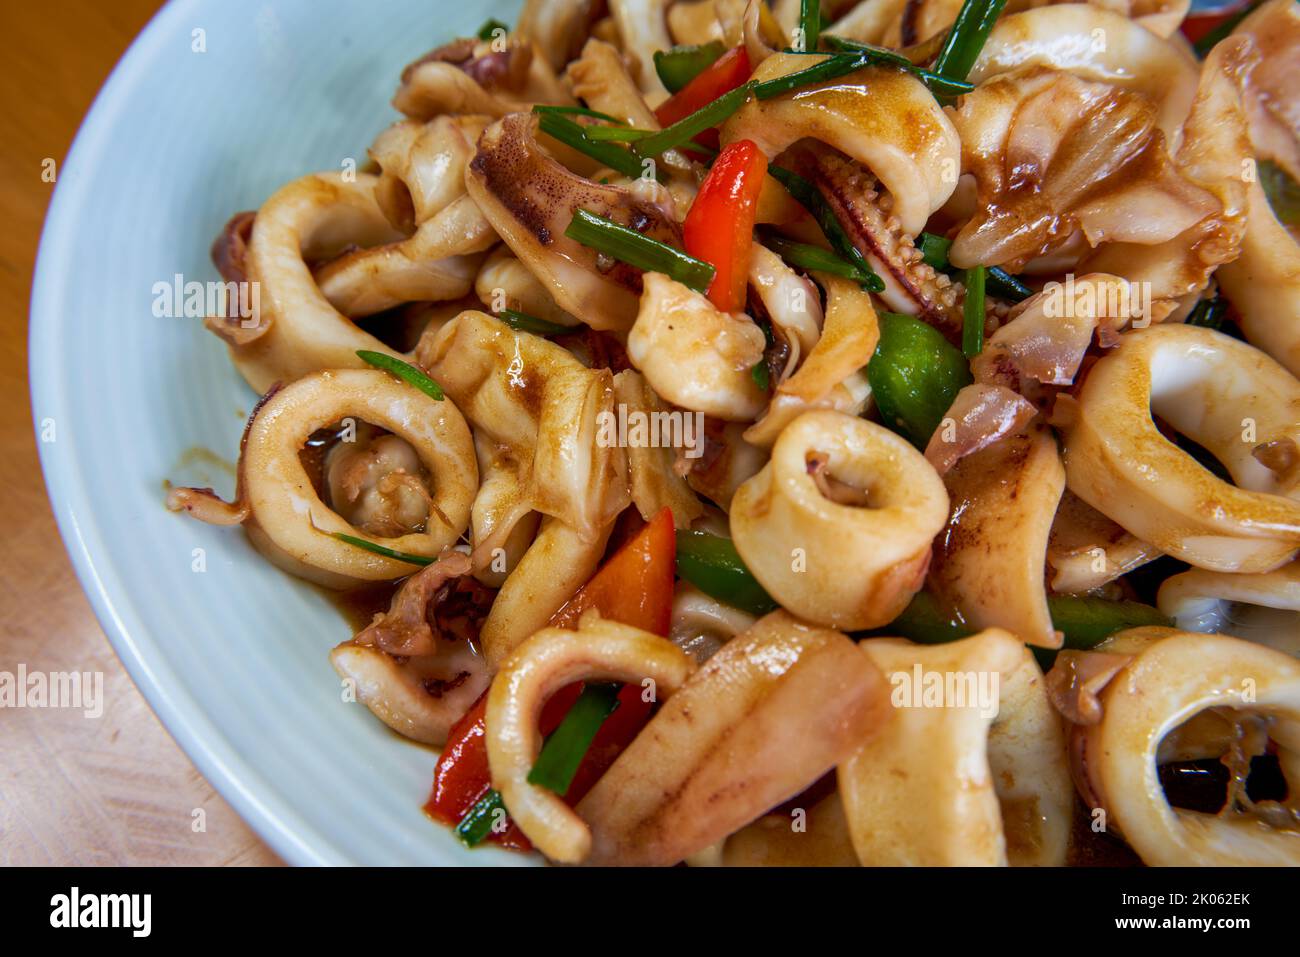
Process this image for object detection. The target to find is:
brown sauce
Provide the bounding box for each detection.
[1066,799,1144,867]
[1157,751,1290,812]
[317,579,403,633]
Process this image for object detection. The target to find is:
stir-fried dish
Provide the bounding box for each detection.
[167,0,1300,865]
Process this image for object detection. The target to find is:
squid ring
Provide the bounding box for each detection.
[473,246,582,330]
[314,193,492,317]
[310,113,494,317]
[477,517,612,669]
[577,610,889,866]
[417,310,631,543]
[229,172,406,394]
[987,645,1076,866]
[1062,324,1300,574]
[930,423,1066,648]
[316,120,496,317]
[468,436,540,589]
[329,553,489,746]
[743,272,879,449]
[1218,178,1300,379]
[368,116,485,233]
[730,410,949,630]
[840,630,1072,865]
[241,369,476,587]
[721,53,960,235]
[393,37,571,120]
[1216,180,1300,379]
[1083,631,1300,865]
[1217,0,1300,377]
[970,6,1199,141]
[1157,561,1300,658]
[485,613,697,864]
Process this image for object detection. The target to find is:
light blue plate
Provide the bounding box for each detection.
[30,0,529,866]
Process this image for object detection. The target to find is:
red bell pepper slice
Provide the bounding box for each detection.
[654,44,751,152]
[683,139,769,313]
[547,508,675,636]
[424,508,677,843]
[1179,2,1252,46]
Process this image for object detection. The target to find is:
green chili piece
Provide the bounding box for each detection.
[654,41,726,93]
[867,311,973,447]
[675,529,778,616]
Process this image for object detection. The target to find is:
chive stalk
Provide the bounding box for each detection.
[565,209,716,292]
[918,232,954,271]
[584,126,654,142]
[759,45,973,100]
[532,104,622,123]
[763,234,877,284]
[476,18,508,41]
[752,54,866,99]
[456,790,505,846]
[799,0,822,52]
[534,110,653,181]
[932,0,1009,83]
[631,83,754,157]
[1259,158,1300,227]
[822,35,974,96]
[767,164,885,292]
[496,309,574,336]
[527,684,622,793]
[987,267,1032,301]
[917,231,1030,302]
[456,683,626,847]
[822,34,912,67]
[751,319,775,392]
[331,532,435,566]
[356,349,444,400]
[1185,296,1227,330]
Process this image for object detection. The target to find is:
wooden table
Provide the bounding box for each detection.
[0,1,280,866]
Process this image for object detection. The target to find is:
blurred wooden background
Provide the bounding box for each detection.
[0,0,279,866]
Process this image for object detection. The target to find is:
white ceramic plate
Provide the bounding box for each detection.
[30,0,529,866]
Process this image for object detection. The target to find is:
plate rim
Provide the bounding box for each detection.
[29,0,351,867]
